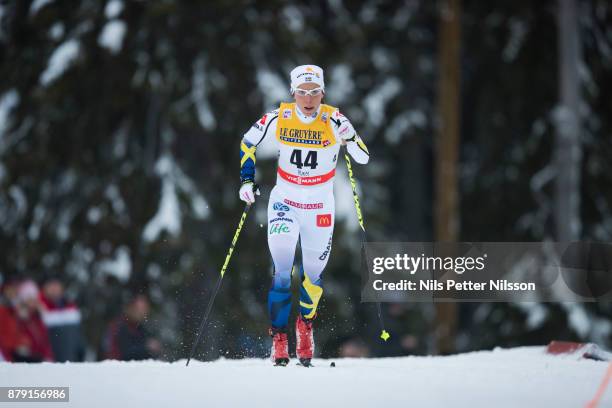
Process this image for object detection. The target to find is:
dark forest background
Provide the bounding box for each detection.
[0,0,611,360]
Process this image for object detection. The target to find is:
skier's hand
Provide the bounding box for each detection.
[338,120,357,142]
[239,181,260,204]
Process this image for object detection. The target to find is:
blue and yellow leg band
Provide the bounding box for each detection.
[299,267,323,320]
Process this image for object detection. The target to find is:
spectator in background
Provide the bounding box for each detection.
[40,278,85,362]
[0,277,20,307]
[103,294,161,361]
[338,337,371,358]
[11,280,54,362]
[0,298,25,362]
[0,277,30,362]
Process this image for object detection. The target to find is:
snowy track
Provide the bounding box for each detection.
[1,347,609,407]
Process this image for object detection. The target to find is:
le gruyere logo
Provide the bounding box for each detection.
[279,127,324,145]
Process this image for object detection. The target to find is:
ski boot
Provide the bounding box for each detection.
[270,327,289,366]
[296,315,314,367]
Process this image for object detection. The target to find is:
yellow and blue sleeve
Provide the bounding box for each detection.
[240,140,257,183]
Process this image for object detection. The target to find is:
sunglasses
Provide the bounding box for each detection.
[293,87,324,97]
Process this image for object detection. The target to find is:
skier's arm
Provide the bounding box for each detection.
[240,109,279,183]
[239,110,279,203]
[331,111,369,164]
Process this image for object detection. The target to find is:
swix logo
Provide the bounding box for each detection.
[269,223,290,235]
[273,202,290,212]
[316,214,332,227]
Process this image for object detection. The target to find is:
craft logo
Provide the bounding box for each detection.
[319,236,332,260]
[283,109,292,119]
[316,214,332,227]
[277,212,285,217]
[269,223,290,235]
[272,202,290,212]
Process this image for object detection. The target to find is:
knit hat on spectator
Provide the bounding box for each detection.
[18,280,39,302]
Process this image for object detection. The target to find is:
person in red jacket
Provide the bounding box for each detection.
[0,304,30,362]
[12,280,54,362]
[0,278,32,362]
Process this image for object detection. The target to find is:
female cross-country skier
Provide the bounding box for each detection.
[238,65,369,366]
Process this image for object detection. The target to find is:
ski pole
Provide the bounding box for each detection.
[186,202,252,366]
[344,153,390,342]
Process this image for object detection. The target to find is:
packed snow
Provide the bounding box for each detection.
[143,153,210,243]
[256,69,288,111]
[0,347,609,407]
[29,0,54,16]
[96,245,131,283]
[191,56,216,131]
[363,77,402,128]
[104,0,124,19]
[0,90,19,138]
[98,20,126,55]
[39,39,80,86]
[326,64,354,105]
[384,109,426,145]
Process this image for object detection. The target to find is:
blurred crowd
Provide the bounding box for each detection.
[1,276,431,363]
[0,277,161,363]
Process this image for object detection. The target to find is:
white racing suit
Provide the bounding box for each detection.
[240,102,369,329]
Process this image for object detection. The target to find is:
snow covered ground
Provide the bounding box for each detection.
[1,346,609,408]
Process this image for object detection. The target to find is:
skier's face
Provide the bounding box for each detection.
[294,83,324,116]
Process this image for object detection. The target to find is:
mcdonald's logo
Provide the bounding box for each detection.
[316,214,332,227]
